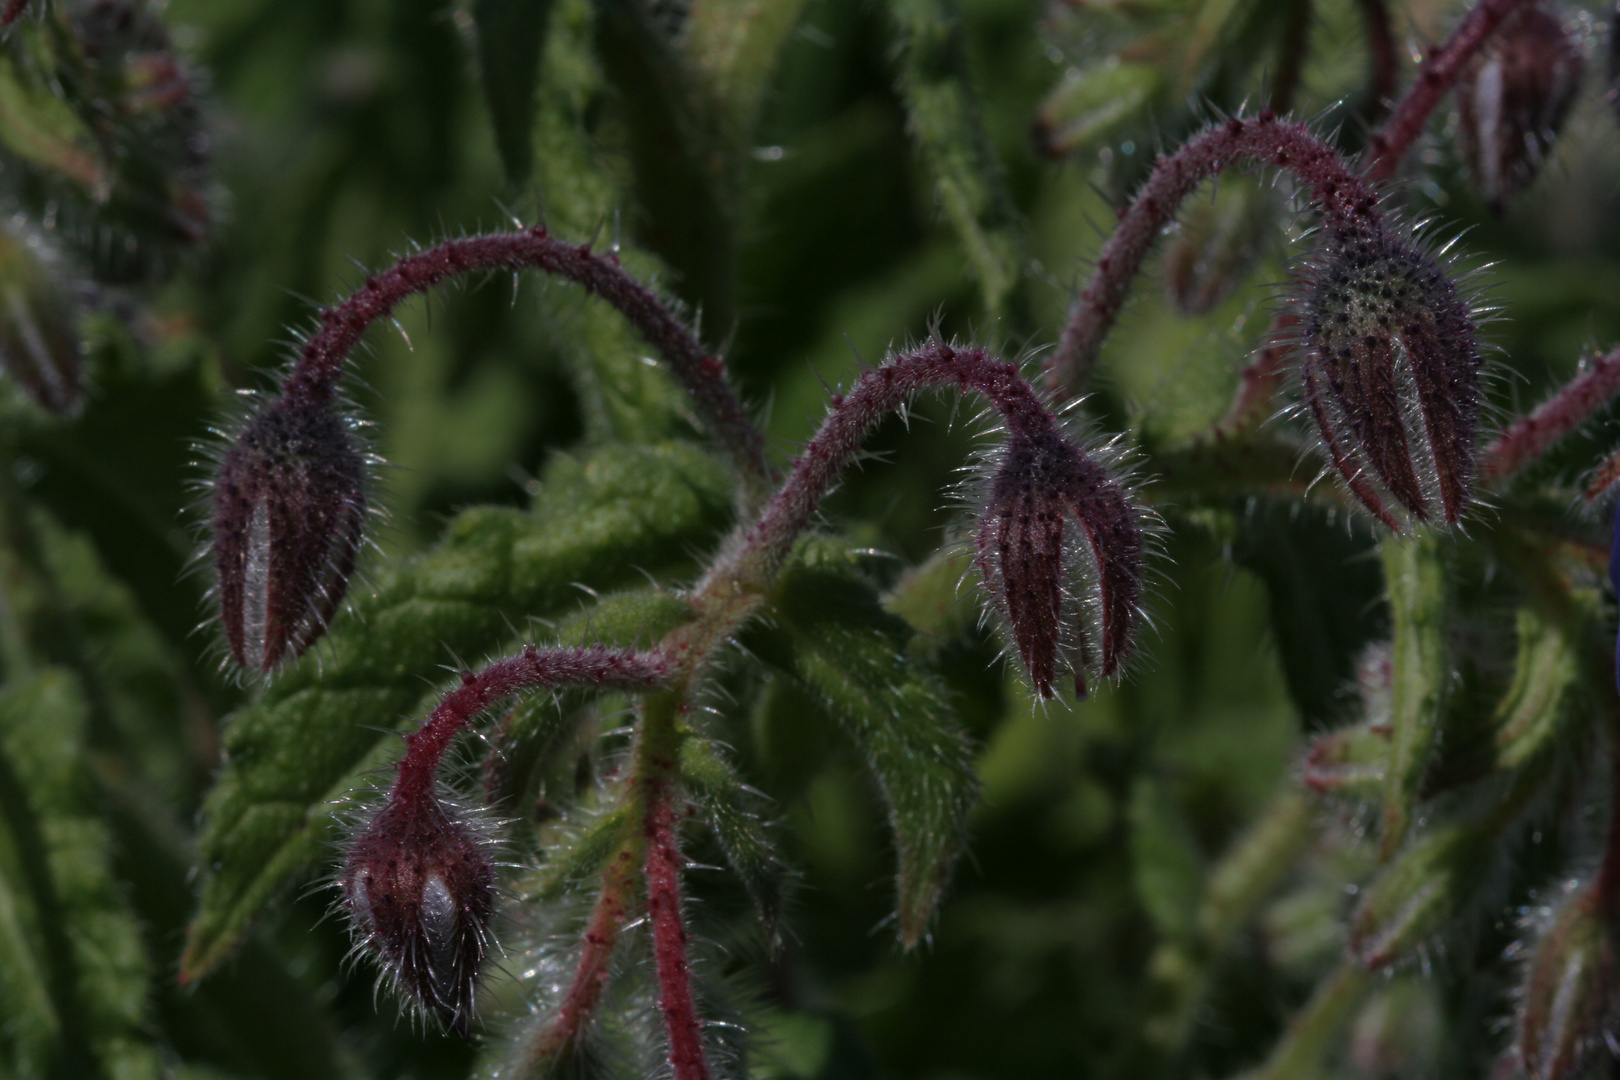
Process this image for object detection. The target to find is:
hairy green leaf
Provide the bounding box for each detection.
[748,537,976,947]
[184,442,731,981]
[0,669,158,1080]
[890,0,1025,320]
[680,734,783,934]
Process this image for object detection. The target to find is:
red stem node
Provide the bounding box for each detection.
[1047,114,1383,398]
[646,775,710,1080]
[280,228,771,502]
[1481,347,1620,485]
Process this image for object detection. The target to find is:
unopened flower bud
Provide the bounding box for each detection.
[1162,176,1277,316]
[1456,2,1583,214]
[0,226,80,415]
[210,393,366,675]
[974,429,1145,698]
[1515,881,1620,1080]
[1298,228,1481,527]
[1348,824,1492,969]
[342,788,498,1038]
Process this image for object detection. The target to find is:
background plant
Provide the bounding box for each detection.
[6,0,1620,1079]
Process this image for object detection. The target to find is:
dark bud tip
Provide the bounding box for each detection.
[1515,881,1620,1080]
[974,429,1145,697]
[1298,228,1480,527]
[1457,2,1583,212]
[342,788,497,1037]
[210,393,366,675]
[0,228,81,416]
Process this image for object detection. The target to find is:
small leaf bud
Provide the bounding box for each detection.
[974,429,1145,697]
[0,226,80,415]
[1515,881,1620,1080]
[210,392,366,675]
[342,788,498,1038]
[1456,2,1584,214]
[1298,228,1481,527]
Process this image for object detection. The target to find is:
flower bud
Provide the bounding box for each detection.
[974,429,1145,698]
[1515,881,1620,1080]
[210,393,366,675]
[1298,228,1480,527]
[0,225,80,415]
[1456,2,1583,214]
[342,788,498,1038]
[1348,824,1492,969]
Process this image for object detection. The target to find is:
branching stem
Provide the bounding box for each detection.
[1482,347,1620,486]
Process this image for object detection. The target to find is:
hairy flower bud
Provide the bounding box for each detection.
[210,393,366,675]
[1515,881,1620,1080]
[974,429,1145,698]
[1455,2,1583,214]
[342,788,498,1038]
[0,226,80,415]
[1298,228,1481,527]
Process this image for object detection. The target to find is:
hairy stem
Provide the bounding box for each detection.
[394,646,672,802]
[1482,347,1620,485]
[1213,314,1298,437]
[642,697,710,1080]
[1047,114,1382,398]
[279,228,773,510]
[713,340,1078,595]
[1362,0,1529,185]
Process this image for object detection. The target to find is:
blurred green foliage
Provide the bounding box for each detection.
[5,0,1620,1077]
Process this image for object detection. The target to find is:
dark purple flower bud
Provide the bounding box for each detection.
[1515,881,1620,1080]
[0,227,81,415]
[342,787,498,1038]
[1456,2,1583,214]
[1297,228,1481,528]
[974,429,1145,698]
[210,393,366,675]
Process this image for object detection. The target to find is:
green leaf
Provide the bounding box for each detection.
[183,442,731,981]
[679,734,783,934]
[748,537,977,947]
[474,0,555,184]
[0,669,158,1080]
[889,0,1026,320]
[1376,534,1448,859]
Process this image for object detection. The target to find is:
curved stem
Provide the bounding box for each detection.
[1047,114,1382,398]
[1362,0,1529,185]
[280,228,773,510]
[713,340,1078,595]
[394,645,672,802]
[1482,347,1620,486]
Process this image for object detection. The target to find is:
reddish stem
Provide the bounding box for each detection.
[1595,692,1620,909]
[723,340,1082,588]
[0,0,29,26]
[1047,114,1382,398]
[646,775,710,1080]
[527,839,641,1062]
[1362,0,1529,185]
[1480,347,1620,486]
[1214,313,1299,438]
[1354,0,1398,126]
[280,228,772,505]
[394,645,672,802]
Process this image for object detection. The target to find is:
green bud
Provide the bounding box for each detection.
[1032,58,1161,158]
[1516,881,1620,1080]
[0,225,80,415]
[1349,824,1492,969]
